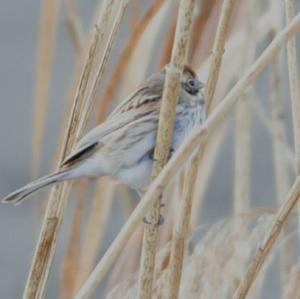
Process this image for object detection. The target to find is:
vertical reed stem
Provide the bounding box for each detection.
[136,1,195,298]
[284,0,300,250]
[206,0,236,113]
[233,1,256,214]
[285,0,300,175]
[23,1,118,298]
[166,0,236,297]
[268,0,292,285]
[233,11,300,299]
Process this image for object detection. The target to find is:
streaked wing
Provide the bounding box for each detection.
[63,84,161,166]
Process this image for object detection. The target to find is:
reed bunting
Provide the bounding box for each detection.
[2,65,205,205]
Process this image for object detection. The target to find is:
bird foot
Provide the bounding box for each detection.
[143,203,165,226]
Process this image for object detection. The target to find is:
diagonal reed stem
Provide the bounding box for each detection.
[75,11,300,299]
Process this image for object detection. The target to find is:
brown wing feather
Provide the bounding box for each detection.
[62,70,164,168]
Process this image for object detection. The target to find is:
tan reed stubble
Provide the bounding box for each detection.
[22,1,119,298]
[32,0,60,178]
[74,10,300,299]
[136,1,195,298]
[166,1,236,298]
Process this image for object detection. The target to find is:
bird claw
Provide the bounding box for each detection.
[142,203,165,226]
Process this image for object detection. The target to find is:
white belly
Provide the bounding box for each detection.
[114,105,204,190]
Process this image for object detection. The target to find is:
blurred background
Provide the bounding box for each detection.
[1,0,300,298]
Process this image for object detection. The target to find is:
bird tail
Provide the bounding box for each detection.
[2,169,72,205]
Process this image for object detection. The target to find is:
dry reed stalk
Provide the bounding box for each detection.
[189,0,218,64]
[185,0,237,227]
[105,213,276,299]
[165,1,236,296]
[97,0,166,122]
[76,0,167,287]
[206,0,236,113]
[76,0,168,290]
[234,94,250,213]
[284,1,300,258]
[166,160,201,299]
[71,0,128,286]
[74,14,300,299]
[282,262,300,299]
[58,180,86,299]
[136,1,195,298]
[190,9,273,226]
[65,0,84,54]
[116,1,172,98]
[285,0,300,174]
[22,1,119,298]
[190,122,228,228]
[190,5,275,229]
[118,187,136,218]
[233,1,256,214]
[76,178,115,288]
[130,0,140,31]
[268,0,292,285]
[32,0,60,178]
[268,50,293,286]
[106,224,144,293]
[75,0,128,140]
[157,5,177,69]
[232,173,300,299]
[106,184,177,293]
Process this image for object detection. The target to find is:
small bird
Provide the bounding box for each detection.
[2,65,205,205]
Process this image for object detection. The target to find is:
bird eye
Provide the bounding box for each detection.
[187,78,196,88]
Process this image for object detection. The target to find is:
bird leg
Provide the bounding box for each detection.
[142,201,165,226]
